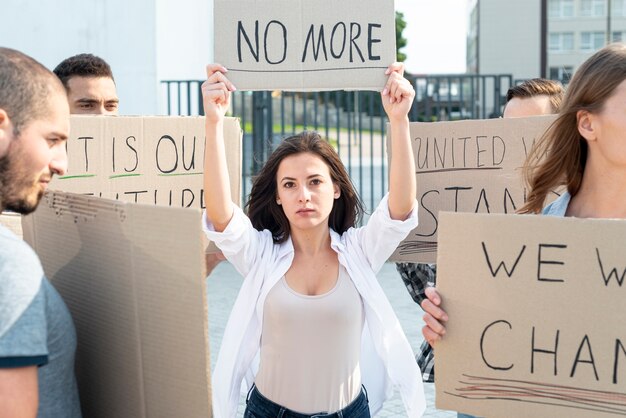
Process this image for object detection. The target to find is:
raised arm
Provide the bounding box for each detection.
[382,63,416,220]
[202,64,237,232]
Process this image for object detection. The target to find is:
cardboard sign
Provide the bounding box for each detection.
[390,115,557,263]
[5,116,241,241]
[214,0,396,91]
[436,212,626,418]
[23,191,211,418]
[51,115,241,209]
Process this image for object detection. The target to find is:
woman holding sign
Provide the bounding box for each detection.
[522,43,626,217]
[201,63,425,418]
[420,41,626,402]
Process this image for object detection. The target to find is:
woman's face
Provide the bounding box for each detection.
[585,79,626,169]
[275,152,340,233]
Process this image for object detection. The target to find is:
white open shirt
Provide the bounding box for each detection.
[203,195,426,417]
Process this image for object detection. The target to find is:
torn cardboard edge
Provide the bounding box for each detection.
[24,191,212,418]
[45,115,242,254]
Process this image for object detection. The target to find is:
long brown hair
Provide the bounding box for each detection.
[520,43,626,213]
[246,131,364,243]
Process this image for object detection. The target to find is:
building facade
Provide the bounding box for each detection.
[468,0,626,83]
[0,0,214,115]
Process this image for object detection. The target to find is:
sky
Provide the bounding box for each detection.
[395,0,467,74]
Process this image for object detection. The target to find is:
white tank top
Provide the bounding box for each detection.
[255,265,364,414]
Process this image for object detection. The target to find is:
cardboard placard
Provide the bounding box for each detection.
[436,212,626,418]
[214,0,396,91]
[23,191,211,418]
[390,115,557,263]
[44,115,242,253]
[51,115,241,208]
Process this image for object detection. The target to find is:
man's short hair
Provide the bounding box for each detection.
[53,53,115,90]
[0,47,63,135]
[505,78,565,113]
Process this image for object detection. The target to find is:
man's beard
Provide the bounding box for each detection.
[0,149,45,215]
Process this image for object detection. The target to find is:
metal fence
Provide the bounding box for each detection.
[161,74,513,213]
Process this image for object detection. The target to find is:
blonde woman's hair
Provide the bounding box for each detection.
[520,43,626,213]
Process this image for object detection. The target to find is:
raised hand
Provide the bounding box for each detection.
[201,64,236,124]
[381,62,415,122]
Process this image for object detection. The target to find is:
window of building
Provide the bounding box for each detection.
[549,0,574,18]
[580,0,606,17]
[612,31,625,42]
[549,32,575,52]
[550,66,574,83]
[613,0,626,16]
[580,31,605,51]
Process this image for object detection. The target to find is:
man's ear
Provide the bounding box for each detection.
[577,109,597,143]
[0,108,10,132]
[0,109,14,156]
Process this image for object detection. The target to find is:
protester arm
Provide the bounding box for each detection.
[202,64,237,232]
[381,63,416,220]
[0,366,38,418]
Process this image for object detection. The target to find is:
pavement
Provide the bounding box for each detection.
[206,261,457,417]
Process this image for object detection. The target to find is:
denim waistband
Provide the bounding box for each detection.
[245,384,369,418]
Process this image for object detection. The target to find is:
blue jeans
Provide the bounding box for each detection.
[244,384,371,418]
[458,413,480,418]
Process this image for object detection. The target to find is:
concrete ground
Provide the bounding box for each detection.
[206,261,457,417]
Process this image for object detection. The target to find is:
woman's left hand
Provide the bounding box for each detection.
[381,62,415,121]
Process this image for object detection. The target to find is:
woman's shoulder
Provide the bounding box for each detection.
[542,191,571,217]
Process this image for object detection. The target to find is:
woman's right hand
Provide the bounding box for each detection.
[202,64,236,231]
[421,287,448,347]
[201,64,236,124]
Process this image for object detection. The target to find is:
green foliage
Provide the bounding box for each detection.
[396,11,408,63]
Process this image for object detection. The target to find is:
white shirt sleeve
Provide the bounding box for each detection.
[351,194,418,273]
[202,205,266,277]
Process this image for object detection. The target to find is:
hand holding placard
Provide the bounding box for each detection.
[214,0,396,91]
[435,212,626,417]
[201,64,235,124]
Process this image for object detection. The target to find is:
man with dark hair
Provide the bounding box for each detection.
[53,53,119,115]
[503,78,564,118]
[0,47,81,417]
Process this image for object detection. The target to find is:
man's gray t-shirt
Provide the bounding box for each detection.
[0,225,81,417]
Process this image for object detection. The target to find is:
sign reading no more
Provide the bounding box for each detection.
[214,0,396,91]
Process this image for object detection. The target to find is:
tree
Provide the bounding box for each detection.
[396,11,408,63]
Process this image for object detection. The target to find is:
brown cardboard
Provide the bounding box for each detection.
[23,191,211,418]
[435,212,626,418]
[47,115,242,253]
[50,115,241,208]
[391,115,557,263]
[214,0,396,91]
